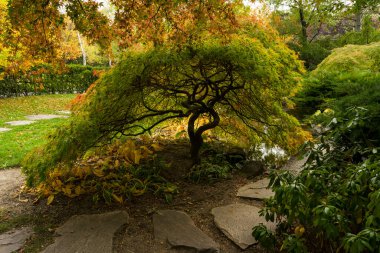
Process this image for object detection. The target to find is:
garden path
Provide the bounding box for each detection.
[0,156,306,252]
[1,112,69,130]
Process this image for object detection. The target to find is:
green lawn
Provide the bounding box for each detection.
[0,94,76,168]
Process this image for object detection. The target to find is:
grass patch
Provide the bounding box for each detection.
[0,119,68,168]
[0,94,75,125]
[0,94,75,168]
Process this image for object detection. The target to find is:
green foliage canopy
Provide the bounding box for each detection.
[294,42,380,118]
[23,34,305,185]
[312,41,380,75]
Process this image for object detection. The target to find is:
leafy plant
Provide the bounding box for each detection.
[252,224,276,251]
[33,139,177,205]
[188,154,233,183]
[253,107,380,252]
[0,64,105,97]
[23,34,308,185]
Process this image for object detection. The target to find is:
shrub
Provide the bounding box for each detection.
[33,139,177,205]
[22,35,308,185]
[0,64,106,97]
[253,107,380,252]
[294,42,380,118]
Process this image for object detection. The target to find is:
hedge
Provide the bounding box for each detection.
[0,64,106,97]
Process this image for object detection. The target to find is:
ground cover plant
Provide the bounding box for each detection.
[0,94,74,168]
[33,139,178,205]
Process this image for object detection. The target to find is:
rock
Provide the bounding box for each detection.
[0,128,11,132]
[0,227,33,253]
[238,161,265,178]
[42,211,129,253]
[211,204,276,249]
[5,120,35,126]
[25,114,68,120]
[282,156,308,175]
[153,210,219,253]
[237,178,274,200]
[56,110,71,115]
[224,147,246,164]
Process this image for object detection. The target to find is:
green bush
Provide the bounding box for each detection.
[294,42,380,118]
[0,64,105,97]
[289,41,332,70]
[253,107,380,252]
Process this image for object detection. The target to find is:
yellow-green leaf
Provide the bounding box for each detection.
[47,195,54,205]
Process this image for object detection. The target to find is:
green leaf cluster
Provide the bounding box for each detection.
[253,107,380,252]
[22,32,304,186]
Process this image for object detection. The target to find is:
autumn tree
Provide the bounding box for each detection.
[23,28,306,184]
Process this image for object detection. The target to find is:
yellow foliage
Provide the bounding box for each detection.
[47,195,55,205]
[34,138,176,205]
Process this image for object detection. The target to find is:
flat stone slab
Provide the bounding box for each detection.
[211,204,276,249]
[56,110,71,115]
[0,128,11,132]
[237,178,274,200]
[25,114,68,120]
[282,156,308,175]
[42,211,129,253]
[153,210,219,253]
[0,168,25,207]
[5,120,35,126]
[0,227,33,253]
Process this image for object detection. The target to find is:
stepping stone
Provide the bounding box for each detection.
[211,204,276,249]
[0,128,11,132]
[5,120,35,126]
[282,156,308,175]
[25,114,68,120]
[237,178,274,200]
[153,210,219,253]
[0,227,33,253]
[42,211,129,253]
[0,168,24,207]
[56,110,71,115]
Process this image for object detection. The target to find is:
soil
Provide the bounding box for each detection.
[1,142,269,253]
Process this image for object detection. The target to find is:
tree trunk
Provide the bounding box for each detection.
[77,32,87,66]
[190,134,203,165]
[188,112,201,165]
[355,11,362,31]
[187,108,220,165]
[299,7,308,44]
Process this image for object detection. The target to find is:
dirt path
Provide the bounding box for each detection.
[0,168,29,212]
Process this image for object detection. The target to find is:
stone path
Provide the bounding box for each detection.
[25,114,68,120]
[0,227,33,253]
[153,210,219,253]
[0,168,25,209]
[1,113,70,133]
[0,128,11,132]
[56,110,71,115]
[213,155,307,249]
[212,204,276,249]
[5,120,35,126]
[236,178,274,200]
[42,211,129,253]
[0,155,307,252]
